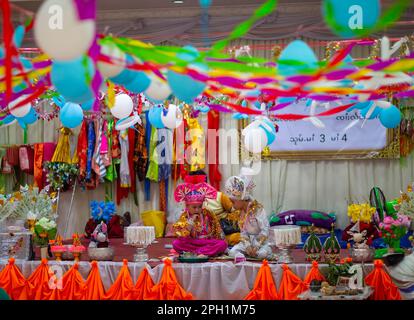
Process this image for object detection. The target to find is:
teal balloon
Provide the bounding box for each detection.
[379,105,401,129]
[322,0,381,39]
[124,71,151,94]
[167,70,206,103]
[259,118,276,145]
[81,99,94,111]
[241,100,247,107]
[20,108,38,125]
[17,118,27,129]
[148,106,165,129]
[2,115,15,125]
[360,102,381,119]
[278,40,318,76]
[51,57,94,104]
[60,102,84,128]
[199,0,212,8]
[13,25,25,48]
[109,55,137,85]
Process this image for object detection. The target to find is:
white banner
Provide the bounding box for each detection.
[269,101,388,153]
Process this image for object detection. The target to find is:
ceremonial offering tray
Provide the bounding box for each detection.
[125,226,155,262]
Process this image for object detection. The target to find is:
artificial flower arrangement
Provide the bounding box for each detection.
[347,203,376,223]
[0,185,58,226]
[44,162,79,192]
[33,217,57,247]
[398,184,414,220]
[90,200,116,223]
[375,213,411,258]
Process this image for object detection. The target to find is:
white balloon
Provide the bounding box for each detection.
[144,73,172,102]
[161,104,183,129]
[97,43,126,78]
[34,0,95,60]
[110,94,133,119]
[115,114,141,131]
[244,128,267,154]
[8,95,32,118]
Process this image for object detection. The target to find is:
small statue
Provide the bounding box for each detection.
[89,221,109,248]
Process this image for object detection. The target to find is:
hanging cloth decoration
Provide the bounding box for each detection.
[86,121,96,182]
[134,121,148,182]
[92,118,107,182]
[119,129,131,188]
[244,260,279,300]
[83,261,106,300]
[0,258,29,300]
[76,121,88,183]
[51,128,73,163]
[303,261,326,287]
[207,110,222,190]
[59,263,85,300]
[147,258,193,300]
[25,259,51,300]
[104,259,135,300]
[365,260,402,300]
[133,267,155,300]
[278,264,306,300]
[128,125,138,206]
[105,118,117,182]
[146,126,159,182]
[186,117,205,172]
[34,143,56,190]
[144,111,152,201]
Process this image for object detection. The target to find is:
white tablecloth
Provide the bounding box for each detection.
[0,260,376,300]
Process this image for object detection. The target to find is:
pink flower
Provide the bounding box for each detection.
[383,216,394,224]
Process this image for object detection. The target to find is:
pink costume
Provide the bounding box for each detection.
[172,180,227,257]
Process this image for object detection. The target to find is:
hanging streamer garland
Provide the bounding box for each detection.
[31,98,60,121]
[1,0,414,126]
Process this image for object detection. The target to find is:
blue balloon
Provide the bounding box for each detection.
[2,115,15,125]
[259,118,276,145]
[379,105,401,129]
[232,113,248,120]
[13,25,25,48]
[60,102,84,128]
[53,95,66,108]
[278,40,318,77]
[81,99,95,111]
[246,90,260,97]
[254,101,261,109]
[148,106,165,129]
[51,57,94,104]
[322,0,381,39]
[124,71,151,94]
[20,107,38,125]
[167,69,206,103]
[360,102,381,119]
[110,55,138,85]
[241,100,247,107]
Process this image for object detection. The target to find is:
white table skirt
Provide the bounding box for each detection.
[0,259,377,300]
